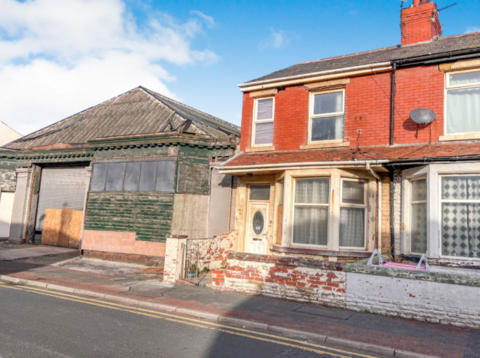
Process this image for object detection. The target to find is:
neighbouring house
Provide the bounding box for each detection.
[0,86,240,263]
[220,0,480,268]
[0,122,21,239]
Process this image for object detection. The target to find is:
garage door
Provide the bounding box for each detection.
[35,167,88,239]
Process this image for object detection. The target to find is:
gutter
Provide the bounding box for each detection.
[238,62,392,92]
[366,164,382,254]
[219,159,390,174]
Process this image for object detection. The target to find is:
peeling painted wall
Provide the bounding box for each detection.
[0,158,17,192]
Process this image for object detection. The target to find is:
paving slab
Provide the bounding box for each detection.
[0,245,78,261]
[0,258,478,358]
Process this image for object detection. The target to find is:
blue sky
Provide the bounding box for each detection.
[0,0,479,134]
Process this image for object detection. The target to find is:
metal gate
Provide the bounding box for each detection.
[181,240,209,285]
[35,167,88,245]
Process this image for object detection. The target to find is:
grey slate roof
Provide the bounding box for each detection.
[246,32,480,84]
[5,87,240,150]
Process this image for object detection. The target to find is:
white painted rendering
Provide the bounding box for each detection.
[346,272,480,328]
[0,121,21,146]
[0,192,15,238]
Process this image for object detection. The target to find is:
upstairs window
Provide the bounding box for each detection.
[253,98,274,146]
[309,90,345,142]
[446,70,480,135]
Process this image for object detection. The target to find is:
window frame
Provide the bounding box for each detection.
[444,68,480,136]
[409,177,428,255]
[339,178,367,250]
[291,177,330,248]
[252,97,275,147]
[439,174,480,260]
[308,89,346,144]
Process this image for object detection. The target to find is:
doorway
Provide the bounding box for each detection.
[245,185,270,255]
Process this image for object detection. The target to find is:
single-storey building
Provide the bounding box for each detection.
[0,86,240,262]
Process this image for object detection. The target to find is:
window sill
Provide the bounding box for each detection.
[439,133,480,142]
[271,245,371,258]
[300,141,350,150]
[246,146,276,152]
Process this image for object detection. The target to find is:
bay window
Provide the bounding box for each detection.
[340,180,366,248]
[441,176,480,258]
[253,98,274,146]
[293,178,329,246]
[410,179,427,254]
[446,70,480,135]
[309,90,345,142]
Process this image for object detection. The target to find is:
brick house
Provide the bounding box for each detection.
[221,0,480,267]
[0,87,239,263]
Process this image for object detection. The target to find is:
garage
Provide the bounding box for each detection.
[35,167,88,248]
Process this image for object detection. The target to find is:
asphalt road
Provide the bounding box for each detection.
[0,282,386,358]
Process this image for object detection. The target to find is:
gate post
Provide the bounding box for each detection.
[163,234,188,283]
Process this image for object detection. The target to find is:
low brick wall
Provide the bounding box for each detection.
[345,265,480,329]
[83,250,165,267]
[212,252,480,328]
[212,252,346,308]
[163,233,234,283]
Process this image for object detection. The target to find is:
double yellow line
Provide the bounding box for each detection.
[0,282,379,358]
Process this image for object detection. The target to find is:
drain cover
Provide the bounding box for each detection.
[294,305,353,320]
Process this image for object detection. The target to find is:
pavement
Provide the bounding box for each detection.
[0,244,479,358]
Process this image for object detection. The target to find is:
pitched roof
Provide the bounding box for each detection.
[223,142,480,169]
[245,32,480,84]
[4,87,240,150]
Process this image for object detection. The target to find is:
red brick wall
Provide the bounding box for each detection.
[212,252,346,307]
[239,65,445,150]
[401,2,441,46]
[393,65,444,144]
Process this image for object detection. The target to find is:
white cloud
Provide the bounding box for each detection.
[190,10,216,28]
[260,28,290,50]
[465,26,480,34]
[0,0,218,135]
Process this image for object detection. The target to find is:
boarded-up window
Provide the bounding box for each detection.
[90,161,175,193]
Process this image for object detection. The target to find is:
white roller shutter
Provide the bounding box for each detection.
[35,168,88,232]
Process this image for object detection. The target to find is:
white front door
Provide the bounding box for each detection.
[0,192,15,238]
[246,201,269,255]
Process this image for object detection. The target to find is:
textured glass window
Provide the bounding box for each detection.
[105,163,126,192]
[293,178,329,246]
[411,179,427,254]
[90,163,108,191]
[123,162,141,192]
[155,161,175,192]
[441,176,480,258]
[249,185,270,201]
[139,161,158,192]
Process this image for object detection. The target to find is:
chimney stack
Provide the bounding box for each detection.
[401,0,442,46]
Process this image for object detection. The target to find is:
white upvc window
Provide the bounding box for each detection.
[440,175,480,259]
[410,178,427,254]
[292,178,330,247]
[252,97,274,146]
[340,180,366,249]
[309,90,345,142]
[445,69,480,135]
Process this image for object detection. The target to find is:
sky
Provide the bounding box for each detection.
[0,0,479,136]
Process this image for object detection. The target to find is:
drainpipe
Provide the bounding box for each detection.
[389,167,396,260]
[366,164,382,253]
[390,62,397,146]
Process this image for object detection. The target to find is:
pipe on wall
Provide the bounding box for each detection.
[390,62,397,146]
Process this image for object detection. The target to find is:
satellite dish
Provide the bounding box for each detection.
[410,108,436,125]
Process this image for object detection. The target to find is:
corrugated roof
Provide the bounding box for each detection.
[223,142,480,168]
[245,32,480,84]
[4,87,240,150]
